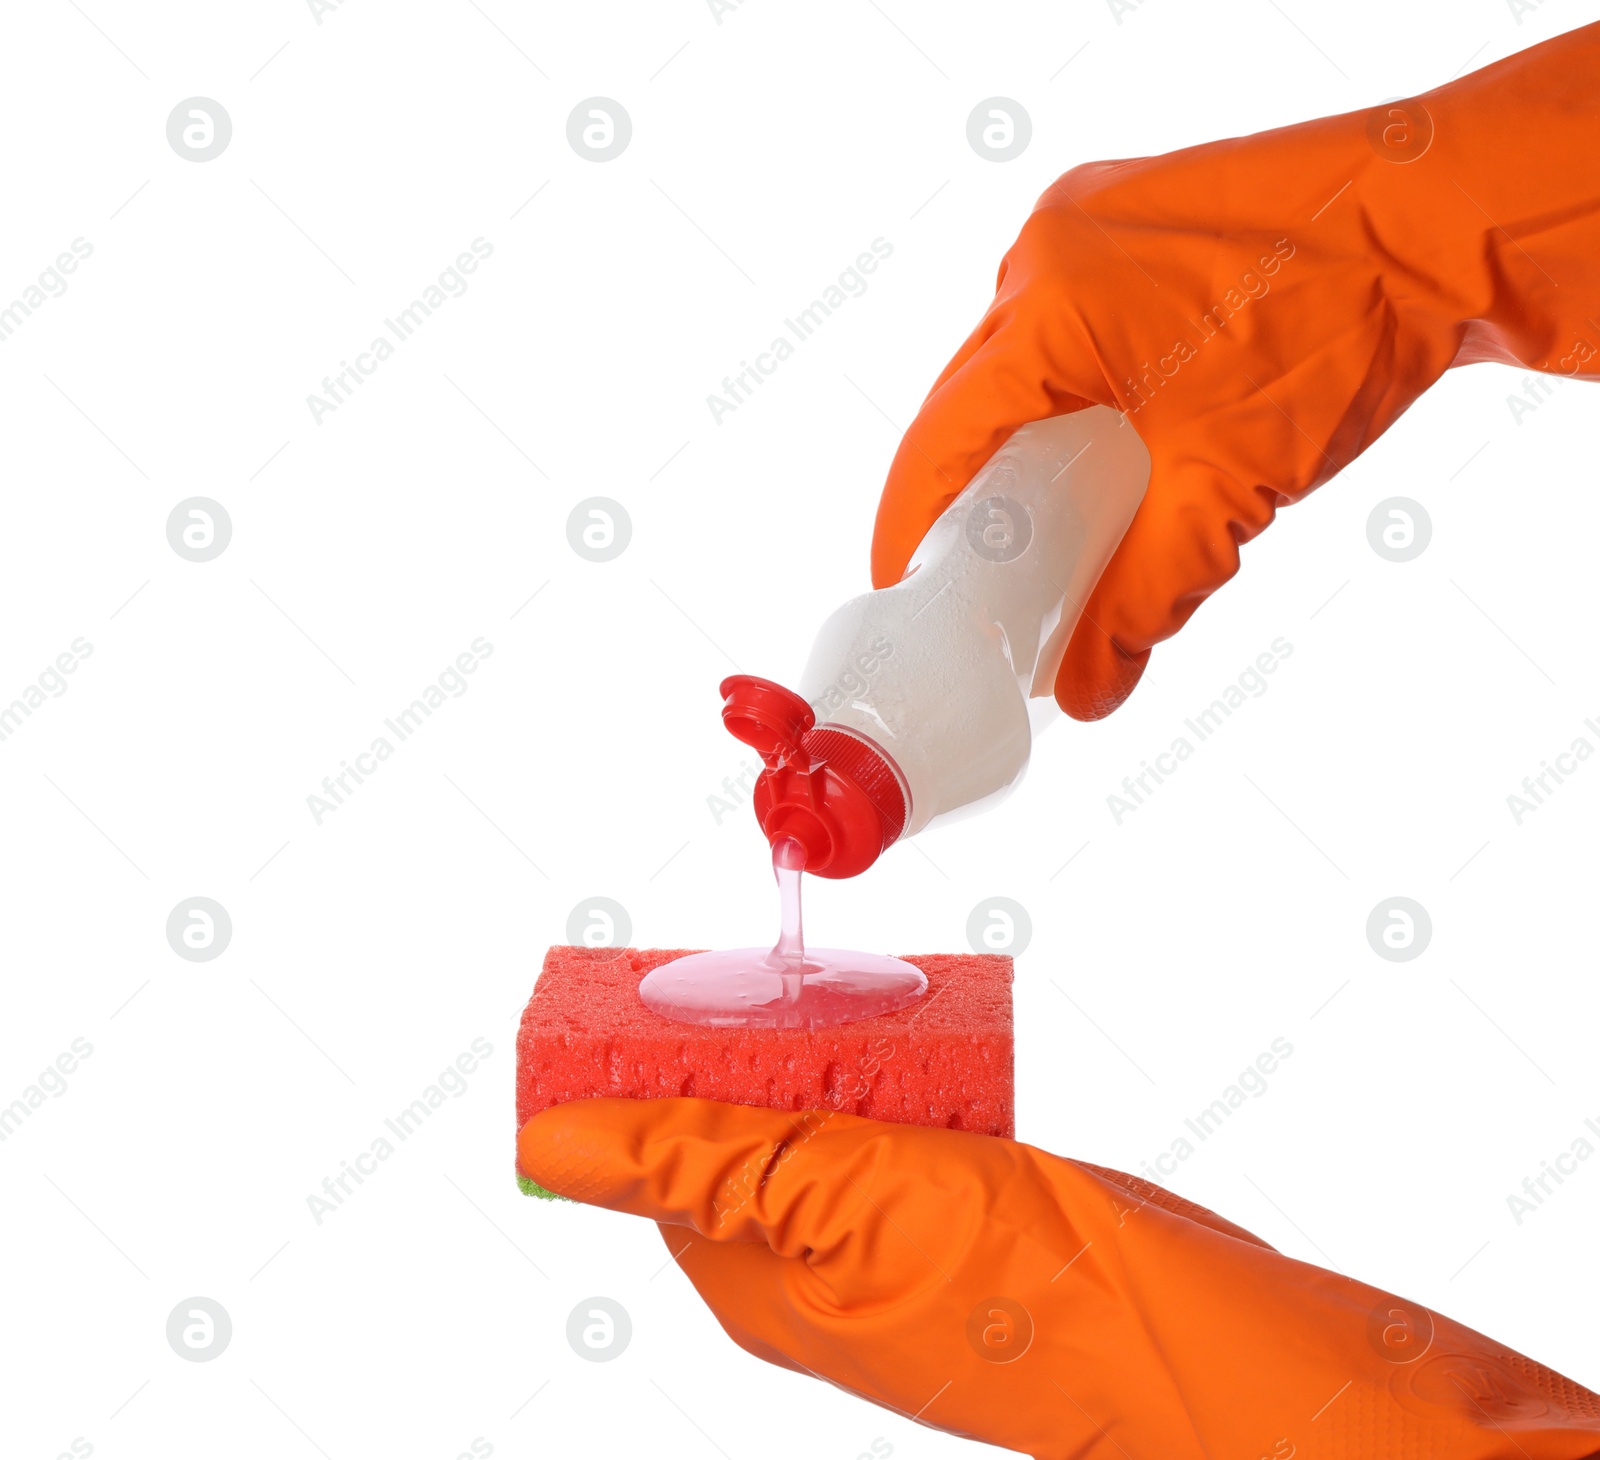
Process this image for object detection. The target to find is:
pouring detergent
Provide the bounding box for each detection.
[638,406,1151,1029]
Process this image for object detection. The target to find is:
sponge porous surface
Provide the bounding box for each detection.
[517,947,1013,1138]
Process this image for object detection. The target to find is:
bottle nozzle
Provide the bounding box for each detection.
[719,674,907,879]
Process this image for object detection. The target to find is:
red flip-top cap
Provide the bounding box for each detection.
[719,674,908,879]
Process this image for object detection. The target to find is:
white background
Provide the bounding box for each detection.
[3,2,1598,1457]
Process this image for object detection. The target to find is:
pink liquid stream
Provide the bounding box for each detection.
[636,838,926,1029]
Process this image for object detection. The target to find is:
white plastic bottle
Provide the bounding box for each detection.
[721,405,1151,877]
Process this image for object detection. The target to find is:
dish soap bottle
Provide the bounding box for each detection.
[721,405,1150,876]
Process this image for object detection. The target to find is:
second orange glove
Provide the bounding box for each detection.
[872,23,1600,720]
[521,1098,1600,1459]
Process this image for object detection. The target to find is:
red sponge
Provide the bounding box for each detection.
[516,947,1013,1148]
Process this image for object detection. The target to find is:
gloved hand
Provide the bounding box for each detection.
[520,1098,1600,1458]
[873,22,1600,720]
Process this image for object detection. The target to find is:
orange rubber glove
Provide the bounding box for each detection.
[521,1099,1600,1458]
[873,23,1600,720]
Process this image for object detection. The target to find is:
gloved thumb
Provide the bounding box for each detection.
[518,1096,966,1269]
